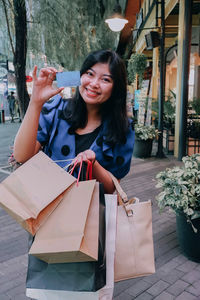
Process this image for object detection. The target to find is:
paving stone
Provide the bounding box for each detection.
[158,258,180,273]
[13,294,30,300]
[6,283,26,298]
[176,291,197,300]
[113,278,141,297]
[143,270,168,285]
[186,279,200,297]
[182,269,200,284]
[0,271,25,286]
[171,254,188,264]
[114,292,133,300]
[159,269,185,284]
[176,261,198,272]
[146,280,170,297]
[195,264,200,272]
[155,247,181,269]
[154,291,174,300]
[0,274,25,294]
[0,294,11,300]
[134,292,154,300]
[166,279,190,296]
[126,280,153,297]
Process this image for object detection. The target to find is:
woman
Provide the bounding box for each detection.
[14,49,135,193]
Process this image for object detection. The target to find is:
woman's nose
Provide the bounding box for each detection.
[90,77,100,87]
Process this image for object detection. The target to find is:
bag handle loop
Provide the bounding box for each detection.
[107,171,128,203]
[107,171,139,208]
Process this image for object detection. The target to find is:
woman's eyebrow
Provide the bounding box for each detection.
[90,67,113,78]
[103,74,113,79]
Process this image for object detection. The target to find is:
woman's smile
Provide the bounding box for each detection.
[85,87,100,97]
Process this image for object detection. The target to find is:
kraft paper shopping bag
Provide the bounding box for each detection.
[29,180,99,263]
[108,172,155,282]
[0,151,76,235]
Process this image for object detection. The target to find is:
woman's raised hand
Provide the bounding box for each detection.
[30,66,64,108]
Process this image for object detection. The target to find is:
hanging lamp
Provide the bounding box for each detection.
[105,2,128,32]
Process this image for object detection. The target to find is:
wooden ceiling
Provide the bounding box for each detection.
[117,0,141,56]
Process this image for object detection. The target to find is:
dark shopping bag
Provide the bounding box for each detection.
[26,183,106,292]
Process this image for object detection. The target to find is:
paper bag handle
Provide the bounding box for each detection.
[107,171,139,206]
[107,171,128,203]
[69,159,93,183]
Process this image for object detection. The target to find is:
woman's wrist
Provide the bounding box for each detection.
[28,99,43,112]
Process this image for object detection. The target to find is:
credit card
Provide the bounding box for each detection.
[56,71,81,87]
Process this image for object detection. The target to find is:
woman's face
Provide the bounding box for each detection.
[79,63,113,107]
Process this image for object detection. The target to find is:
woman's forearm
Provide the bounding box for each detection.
[92,160,115,194]
[13,102,42,163]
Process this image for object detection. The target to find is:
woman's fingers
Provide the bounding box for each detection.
[85,150,96,163]
[73,150,96,166]
[39,68,56,79]
[46,72,56,85]
[32,65,38,81]
[51,87,64,97]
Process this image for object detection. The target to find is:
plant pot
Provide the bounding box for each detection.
[176,210,200,262]
[133,138,153,158]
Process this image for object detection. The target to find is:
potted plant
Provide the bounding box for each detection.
[133,124,158,158]
[191,97,200,116]
[152,90,176,131]
[156,154,200,262]
[127,53,147,89]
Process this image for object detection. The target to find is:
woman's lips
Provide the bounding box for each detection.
[86,88,100,97]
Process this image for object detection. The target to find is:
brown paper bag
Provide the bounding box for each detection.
[29,180,99,263]
[114,198,155,282]
[0,151,76,235]
[108,172,155,282]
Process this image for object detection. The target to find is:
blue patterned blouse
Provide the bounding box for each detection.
[37,95,135,179]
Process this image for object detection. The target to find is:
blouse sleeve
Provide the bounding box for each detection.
[98,120,135,180]
[111,122,135,179]
[37,95,63,146]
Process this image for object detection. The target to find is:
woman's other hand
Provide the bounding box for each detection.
[30,66,64,108]
[73,149,96,165]
[72,149,116,193]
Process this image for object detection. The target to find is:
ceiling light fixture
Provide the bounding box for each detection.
[105,3,128,32]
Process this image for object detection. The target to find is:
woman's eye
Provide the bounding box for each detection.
[102,77,111,83]
[86,71,93,76]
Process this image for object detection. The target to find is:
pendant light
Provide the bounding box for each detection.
[105,2,128,32]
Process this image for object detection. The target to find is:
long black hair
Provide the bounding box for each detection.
[64,49,128,145]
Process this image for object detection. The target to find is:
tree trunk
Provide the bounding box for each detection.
[13,0,29,118]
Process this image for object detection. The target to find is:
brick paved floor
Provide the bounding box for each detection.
[1,122,200,299]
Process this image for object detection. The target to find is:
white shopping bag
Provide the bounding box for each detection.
[26,194,117,300]
[26,289,99,300]
[99,194,117,300]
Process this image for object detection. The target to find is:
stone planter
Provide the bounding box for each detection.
[133,138,153,158]
[176,210,200,262]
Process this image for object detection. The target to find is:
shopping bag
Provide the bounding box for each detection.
[26,182,106,292]
[29,180,99,263]
[26,192,117,300]
[0,151,76,235]
[26,289,99,300]
[108,172,155,282]
[99,194,117,300]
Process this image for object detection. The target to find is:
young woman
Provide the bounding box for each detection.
[14,49,135,193]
